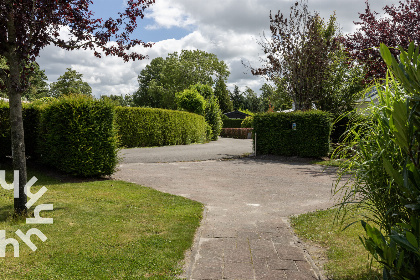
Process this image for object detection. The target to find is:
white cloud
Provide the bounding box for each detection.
[37,0,401,98]
[144,0,195,30]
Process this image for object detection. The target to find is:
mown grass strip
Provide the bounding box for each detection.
[290,207,382,280]
[0,166,203,279]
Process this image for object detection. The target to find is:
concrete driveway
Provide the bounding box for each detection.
[119,137,253,163]
[114,138,338,280]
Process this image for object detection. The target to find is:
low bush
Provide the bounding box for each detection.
[220,128,253,139]
[253,110,331,157]
[222,118,243,128]
[38,95,118,177]
[115,107,207,147]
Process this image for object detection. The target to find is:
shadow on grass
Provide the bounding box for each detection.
[0,204,14,222]
[1,158,110,185]
[332,270,382,280]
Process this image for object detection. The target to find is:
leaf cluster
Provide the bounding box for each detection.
[133,50,229,110]
[335,43,420,279]
[343,0,420,82]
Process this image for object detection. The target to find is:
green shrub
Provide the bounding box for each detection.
[0,102,40,159]
[191,84,223,140]
[336,43,420,279]
[175,87,206,116]
[222,118,243,128]
[331,113,371,143]
[38,95,118,177]
[241,116,254,128]
[220,128,253,139]
[115,107,207,147]
[205,95,222,140]
[253,111,331,157]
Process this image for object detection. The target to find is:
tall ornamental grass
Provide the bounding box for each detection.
[335,43,420,279]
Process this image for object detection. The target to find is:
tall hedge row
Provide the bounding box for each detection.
[115,107,207,148]
[0,102,39,159]
[1,97,208,176]
[38,96,118,176]
[253,111,332,157]
[222,118,243,128]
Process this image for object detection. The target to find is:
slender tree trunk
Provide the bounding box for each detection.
[9,72,27,215]
[5,5,27,215]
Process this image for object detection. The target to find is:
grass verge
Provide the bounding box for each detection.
[290,207,382,280]
[0,165,203,279]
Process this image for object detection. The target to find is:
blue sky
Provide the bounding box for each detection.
[37,0,400,98]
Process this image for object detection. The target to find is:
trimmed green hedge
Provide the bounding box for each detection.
[38,95,118,177]
[115,107,207,148]
[253,111,332,157]
[220,128,253,139]
[0,102,39,159]
[223,118,243,128]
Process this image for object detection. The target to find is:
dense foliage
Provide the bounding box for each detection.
[0,0,155,213]
[38,95,118,177]
[0,102,39,159]
[335,43,420,279]
[175,86,206,116]
[222,118,243,128]
[343,0,420,82]
[133,50,229,110]
[115,107,207,148]
[193,84,223,141]
[49,68,92,97]
[214,78,233,113]
[253,110,331,157]
[252,0,364,115]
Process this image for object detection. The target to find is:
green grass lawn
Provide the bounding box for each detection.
[290,207,382,280]
[0,165,203,279]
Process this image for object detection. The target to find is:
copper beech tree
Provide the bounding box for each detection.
[343,0,420,82]
[0,0,155,215]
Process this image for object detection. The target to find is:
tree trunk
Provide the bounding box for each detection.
[5,4,28,215]
[9,78,28,215]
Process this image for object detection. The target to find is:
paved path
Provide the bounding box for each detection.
[119,137,253,163]
[114,139,338,280]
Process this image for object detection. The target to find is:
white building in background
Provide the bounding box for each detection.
[355,87,379,114]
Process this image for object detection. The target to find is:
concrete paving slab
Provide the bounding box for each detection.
[114,140,339,280]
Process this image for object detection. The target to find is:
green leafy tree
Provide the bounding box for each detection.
[318,50,365,116]
[242,87,261,113]
[0,56,7,98]
[230,85,245,111]
[23,62,49,101]
[252,0,361,114]
[191,84,222,141]
[100,94,134,107]
[133,50,230,109]
[213,78,233,113]
[175,87,206,116]
[50,68,92,97]
[0,0,154,215]
[260,82,292,112]
[0,58,49,100]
